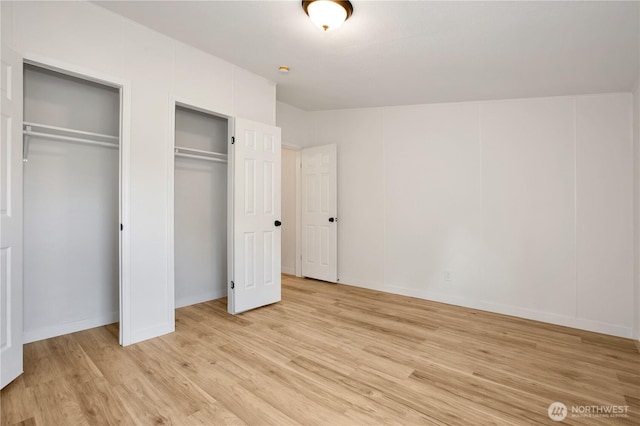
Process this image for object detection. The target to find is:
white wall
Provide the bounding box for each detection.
[3,1,276,344]
[277,101,313,148]
[278,93,635,338]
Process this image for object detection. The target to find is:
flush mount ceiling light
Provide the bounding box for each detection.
[302,0,353,32]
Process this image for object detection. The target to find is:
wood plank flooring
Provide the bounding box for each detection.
[2,275,639,425]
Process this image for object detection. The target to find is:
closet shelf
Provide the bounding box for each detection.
[22,122,119,162]
[174,146,227,164]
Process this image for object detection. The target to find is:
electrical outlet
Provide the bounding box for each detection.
[444,271,453,282]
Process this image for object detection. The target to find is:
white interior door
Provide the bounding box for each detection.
[1,45,23,389]
[228,118,281,314]
[301,144,337,282]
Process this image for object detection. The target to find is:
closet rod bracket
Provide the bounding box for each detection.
[23,125,31,163]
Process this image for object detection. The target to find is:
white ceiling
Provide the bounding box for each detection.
[95,1,639,111]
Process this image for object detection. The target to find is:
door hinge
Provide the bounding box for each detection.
[230,281,235,289]
[120,224,123,231]
[231,136,235,144]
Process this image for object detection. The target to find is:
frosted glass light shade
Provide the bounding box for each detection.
[303,1,353,31]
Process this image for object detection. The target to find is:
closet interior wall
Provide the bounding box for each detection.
[23,65,120,343]
[174,106,228,308]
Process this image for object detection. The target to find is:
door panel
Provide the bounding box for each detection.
[229,118,281,314]
[301,144,337,282]
[0,45,23,389]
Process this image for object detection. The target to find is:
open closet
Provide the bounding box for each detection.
[173,105,229,308]
[22,64,121,343]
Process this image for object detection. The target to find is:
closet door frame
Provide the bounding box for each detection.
[167,97,232,321]
[22,53,133,346]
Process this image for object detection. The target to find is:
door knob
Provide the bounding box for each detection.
[274,220,282,227]
[328,217,335,223]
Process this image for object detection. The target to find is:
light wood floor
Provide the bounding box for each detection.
[2,275,639,425]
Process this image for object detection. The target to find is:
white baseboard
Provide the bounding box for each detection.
[337,275,386,291]
[175,289,226,309]
[24,311,119,344]
[337,279,633,339]
[281,266,296,275]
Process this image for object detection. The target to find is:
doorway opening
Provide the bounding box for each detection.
[22,63,123,344]
[173,104,229,308]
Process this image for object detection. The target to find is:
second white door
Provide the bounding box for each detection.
[301,144,337,282]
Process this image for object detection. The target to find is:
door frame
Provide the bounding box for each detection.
[167,96,233,322]
[282,144,302,277]
[22,53,133,345]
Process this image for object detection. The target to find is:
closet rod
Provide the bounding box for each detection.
[23,130,120,149]
[174,146,227,160]
[23,121,119,141]
[175,152,227,163]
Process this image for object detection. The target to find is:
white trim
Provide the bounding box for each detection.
[172,97,233,124]
[120,82,132,346]
[23,53,124,90]
[227,117,236,314]
[175,290,226,309]
[175,99,232,119]
[294,150,302,277]
[337,278,633,338]
[21,52,133,347]
[23,312,119,344]
[166,94,176,337]
[632,76,640,341]
[573,98,579,320]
